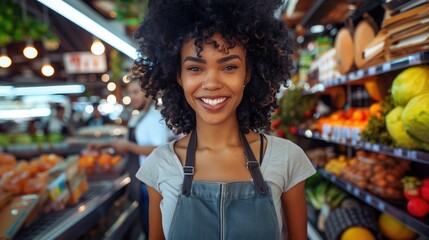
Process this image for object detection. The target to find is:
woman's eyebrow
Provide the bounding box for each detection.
[217,55,240,63]
[183,56,206,64]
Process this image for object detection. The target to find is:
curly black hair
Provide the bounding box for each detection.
[130,0,294,135]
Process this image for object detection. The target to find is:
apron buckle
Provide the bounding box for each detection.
[246,161,260,170]
[183,166,195,175]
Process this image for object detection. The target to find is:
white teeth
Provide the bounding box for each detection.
[201,97,226,106]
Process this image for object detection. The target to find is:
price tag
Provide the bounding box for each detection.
[314,132,320,138]
[365,195,372,204]
[333,79,339,85]
[377,201,386,211]
[364,142,371,150]
[393,148,403,157]
[372,144,380,152]
[348,72,356,80]
[353,188,360,195]
[382,63,391,72]
[357,70,364,78]
[346,183,353,192]
[329,174,336,182]
[368,67,377,75]
[406,150,417,159]
[339,76,347,83]
[408,54,421,65]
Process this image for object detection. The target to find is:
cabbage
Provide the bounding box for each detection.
[402,93,429,144]
[391,66,429,106]
[386,107,419,149]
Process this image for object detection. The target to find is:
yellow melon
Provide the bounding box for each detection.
[340,227,376,240]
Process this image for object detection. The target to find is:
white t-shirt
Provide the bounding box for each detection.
[128,105,173,165]
[136,134,316,239]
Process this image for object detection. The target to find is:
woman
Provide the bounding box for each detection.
[132,0,316,239]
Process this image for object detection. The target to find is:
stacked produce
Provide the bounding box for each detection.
[79,151,122,174]
[386,66,429,150]
[341,150,410,199]
[317,107,371,142]
[325,154,351,176]
[0,152,88,238]
[401,176,429,218]
[378,213,417,240]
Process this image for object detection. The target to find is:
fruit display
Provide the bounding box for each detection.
[360,96,394,146]
[342,150,410,199]
[378,213,417,240]
[383,66,429,150]
[391,66,429,107]
[401,92,429,151]
[402,176,429,218]
[79,151,123,174]
[325,155,350,176]
[317,107,370,142]
[0,154,63,195]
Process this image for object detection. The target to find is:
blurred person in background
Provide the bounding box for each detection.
[89,77,172,237]
[45,104,70,135]
[85,102,112,127]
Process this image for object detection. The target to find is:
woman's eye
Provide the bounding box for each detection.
[223,65,238,71]
[187,66,201,72]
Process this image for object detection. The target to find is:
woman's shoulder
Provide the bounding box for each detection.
[265,134,303,154]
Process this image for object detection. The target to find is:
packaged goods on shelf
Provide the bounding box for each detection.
[0,194,40,239]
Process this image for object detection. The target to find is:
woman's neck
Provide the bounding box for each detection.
[195,120,242,150]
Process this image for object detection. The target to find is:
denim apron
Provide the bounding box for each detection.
[168,131,280,240]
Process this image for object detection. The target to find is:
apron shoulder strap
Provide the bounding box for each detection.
[182,130,196,196]
[240,131,267,195]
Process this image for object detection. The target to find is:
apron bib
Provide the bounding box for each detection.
[168,131,280,240]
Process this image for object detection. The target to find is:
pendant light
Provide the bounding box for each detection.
[0,48,12,68]
[41,57,55,77]
[23,40,38,59]
[91,38,105,55]
[21,1,38,59]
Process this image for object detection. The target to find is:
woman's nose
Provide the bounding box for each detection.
[202,71,222,90]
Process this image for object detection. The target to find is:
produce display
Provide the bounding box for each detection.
[79,151,123,174]
[378,213,417,240]
[0,152,89,239]
[385,66,429,150]
[402,176,429,218]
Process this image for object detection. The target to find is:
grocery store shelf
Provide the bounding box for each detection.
[14,174,130,240]
[306,50,429,94]
[5,142,84,159]
[104,201,140,240]
[307,220,324,240]
[299,130,429,165]
[318,168,429,238]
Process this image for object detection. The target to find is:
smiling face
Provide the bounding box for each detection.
[177,33,250,128]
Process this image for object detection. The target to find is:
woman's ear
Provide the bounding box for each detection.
[244,68,251,85]
[176,73,183,87]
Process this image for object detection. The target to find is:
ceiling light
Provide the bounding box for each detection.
[91,38,105,55]
[0,48,12,68]
[8,84,86,96]
[122,75,130,84]
[0,107,51,120]
[37,0,137,59]
[107,82,116,91]
[41,58,55,77]
[107,94,117,104]
[310,25,325,34]
[101,73,110,82]
[23,40,38,59]
[122,96,131,105]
